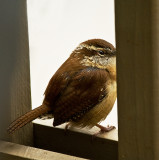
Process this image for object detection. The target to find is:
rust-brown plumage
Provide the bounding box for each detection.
[7,39,116,134]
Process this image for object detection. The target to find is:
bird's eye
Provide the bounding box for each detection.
[98,50,105,56]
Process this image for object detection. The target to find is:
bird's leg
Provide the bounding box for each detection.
[65,123,70,131]
[93,124,115,137]
[38,113,53,120]
[96,124,115,132]
[64,122,71,136]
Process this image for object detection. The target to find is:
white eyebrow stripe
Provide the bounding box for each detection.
[75,44,104,51]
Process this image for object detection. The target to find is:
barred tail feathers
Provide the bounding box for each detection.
[7,104,51,134]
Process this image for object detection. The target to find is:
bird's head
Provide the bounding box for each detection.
[72,39,116,70]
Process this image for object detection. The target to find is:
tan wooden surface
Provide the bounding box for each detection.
[0,140,87,160]
[33,119,118,160]
[115,0,159,159]
[0,0,33,145]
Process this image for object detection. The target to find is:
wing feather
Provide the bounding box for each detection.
[53,67,108,126]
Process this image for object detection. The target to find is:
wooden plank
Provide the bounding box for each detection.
[115,0,159,159]
[0,0,32,145]
[0,140,87,160]
[33,119,118,160]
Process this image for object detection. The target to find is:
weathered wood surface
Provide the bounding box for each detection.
[0,0,33,145]
[33,119,118,160]
[0,140,87,160]
[115,0,159,159]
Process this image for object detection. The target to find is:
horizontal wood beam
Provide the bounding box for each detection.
[33,119,118,160]
[0,140,86,160]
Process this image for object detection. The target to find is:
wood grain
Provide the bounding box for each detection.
[0,0,32,145]
[0,140,86,160]
[115,0,159,159]
[33,119,118,160]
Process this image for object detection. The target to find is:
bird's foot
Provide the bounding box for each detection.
[65,123,70,131]
[64,123,71,135]
[38,113,53,120]
[94,124,115,137]
[96,124,115,132]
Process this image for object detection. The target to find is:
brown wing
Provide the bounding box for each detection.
[53,67,108,126]
[43,57,83,106]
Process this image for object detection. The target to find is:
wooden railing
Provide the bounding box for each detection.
[0,0,159,160]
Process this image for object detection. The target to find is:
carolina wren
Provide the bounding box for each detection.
[8,39,116,134]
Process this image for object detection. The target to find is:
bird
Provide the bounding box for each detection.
[7,39,117,134]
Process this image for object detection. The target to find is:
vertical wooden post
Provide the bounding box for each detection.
[115,0,159,159]
[0,0,33,145]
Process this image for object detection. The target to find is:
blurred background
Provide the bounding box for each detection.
[27,0,117,128]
